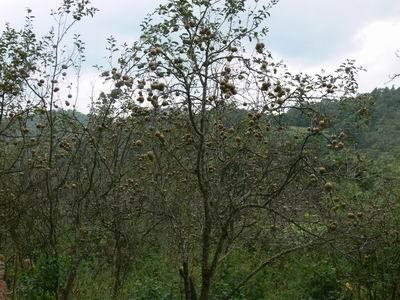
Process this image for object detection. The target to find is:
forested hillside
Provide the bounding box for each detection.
[284,87,400,147]
[358,88,400,155]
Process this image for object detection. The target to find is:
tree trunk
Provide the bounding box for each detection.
[180,261,197,300]
[200,203,212,300]
[200,273,211,300]
[59,255,81,300]
[0,256,7,300]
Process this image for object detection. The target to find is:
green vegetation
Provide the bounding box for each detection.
[0,0,399,299]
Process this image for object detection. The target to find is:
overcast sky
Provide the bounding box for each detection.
[1,0,400,112]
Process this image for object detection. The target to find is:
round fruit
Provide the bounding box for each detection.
[309,174,317,182]
[324,182,334,192]
[147,151,155,161]
[347,213,355,219]
[255,42,265,54]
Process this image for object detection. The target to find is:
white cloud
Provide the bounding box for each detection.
[352,20,400,90]
[267,0,400,63]
[271,19,400,93]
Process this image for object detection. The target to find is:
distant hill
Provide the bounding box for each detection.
[283,87,400,159]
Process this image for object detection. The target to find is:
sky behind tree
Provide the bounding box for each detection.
[1,0,399,112]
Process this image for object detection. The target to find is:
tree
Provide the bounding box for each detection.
[0,1,100,298]
[96,0,363,298]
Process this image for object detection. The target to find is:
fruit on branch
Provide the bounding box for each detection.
[134,140,144,147]
[149,47,162,56]
[324,182,334,192]
[146,151,155,161]
[261,82,271,91]
[155,131,165,141]
[256,42,265,54]
[309,174,317,182]
[229,46,238,52]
